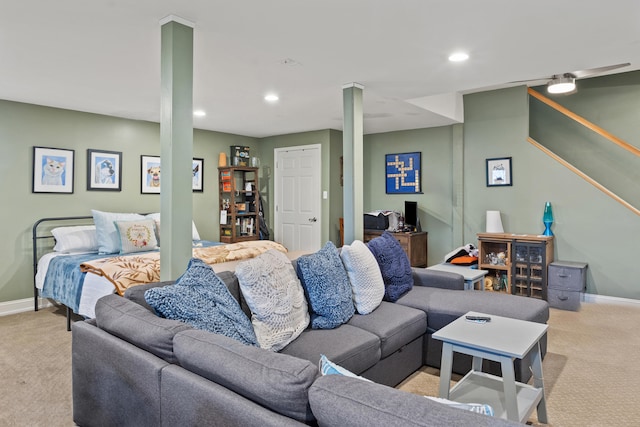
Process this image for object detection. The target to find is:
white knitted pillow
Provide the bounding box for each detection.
[340,240,385,314]
[236,249,310,351]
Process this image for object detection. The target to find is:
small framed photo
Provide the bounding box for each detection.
[192,158,204,192]
[87,149,122,191]
[486,157,513,187]
[385,152,422,194]
[32,146,75,193]
[141,155,161,194]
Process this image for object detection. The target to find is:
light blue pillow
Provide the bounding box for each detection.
[92,209,144,254]
[144,258,258,346]
[296,241,354,329]
[319,354,372,382]
[367,231,413,302]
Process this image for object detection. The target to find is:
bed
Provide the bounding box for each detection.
[33,213,287,330]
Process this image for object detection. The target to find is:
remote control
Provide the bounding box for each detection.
[465,315,491,322]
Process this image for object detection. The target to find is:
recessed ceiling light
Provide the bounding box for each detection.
[448,52,469,62]
[264,94,279,102]
[193,110,206,117]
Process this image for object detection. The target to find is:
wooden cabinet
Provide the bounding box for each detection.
[477,233,554,299]
[363,230,428,267]
[219,166,259,243]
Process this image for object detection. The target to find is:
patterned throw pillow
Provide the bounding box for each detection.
[144,258,258,346]
[318,354,372,382]
[114,219,158,254]
[367,231,413,302]
[296,241,354,329]
[236,249,310,351]
[340,240,385,314]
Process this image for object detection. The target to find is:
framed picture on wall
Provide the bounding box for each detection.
[486,157,512,187]
[141,155,161,194]
[32,146,75,194]
[192,158,204,192]
[385,152,422,194]
[87,149,122,191]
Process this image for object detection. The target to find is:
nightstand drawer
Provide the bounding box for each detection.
[548,261,588,291]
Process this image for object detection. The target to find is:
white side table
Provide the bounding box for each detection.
[426,263,488,290]
[432,311,548,423]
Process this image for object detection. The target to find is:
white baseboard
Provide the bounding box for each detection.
[583,293,640,306]
[0,297,52,317]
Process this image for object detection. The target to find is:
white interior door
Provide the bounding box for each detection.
[274,145,322,252]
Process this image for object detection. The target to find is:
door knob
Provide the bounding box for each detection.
[309,217,317,222]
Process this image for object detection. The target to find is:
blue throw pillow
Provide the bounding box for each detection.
[367,231,413,302]
[144,258,258,346]
[296,241,355,329]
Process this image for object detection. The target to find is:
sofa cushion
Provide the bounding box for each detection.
[400,287,549,331]
[144,258,258,346]
[236,249,310,351]
[173,329,318,423]
[94,294,192,364]
[340,239,385,314]
[296,241,355,329]
[280,323,380,375]
[347,302,427,358]
[367,231,413,302]
[309,375,518,427]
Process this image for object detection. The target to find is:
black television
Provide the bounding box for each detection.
[404,201,420,232]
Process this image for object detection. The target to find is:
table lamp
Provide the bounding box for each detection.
[486,210,504,233]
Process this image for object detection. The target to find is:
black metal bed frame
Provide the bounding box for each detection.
[32,215,94,331]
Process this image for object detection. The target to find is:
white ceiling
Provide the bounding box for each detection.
[2,0,639,138]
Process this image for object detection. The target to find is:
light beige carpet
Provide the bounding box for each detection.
[398,302,640,426]
[1,302,639,426]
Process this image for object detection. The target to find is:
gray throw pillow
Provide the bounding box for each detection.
[236,249,309,351]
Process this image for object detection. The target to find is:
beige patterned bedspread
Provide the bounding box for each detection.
[80,240,288,295]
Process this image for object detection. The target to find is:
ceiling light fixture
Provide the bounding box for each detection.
[193,110,206,117]
[547,75,576,94]
[448,52,469,62]
[264,94,279,102]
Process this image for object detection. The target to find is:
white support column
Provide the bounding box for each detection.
[342,83,364,245]
[159,16,194,280]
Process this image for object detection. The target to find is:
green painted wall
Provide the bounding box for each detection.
[3,70,639,304]
[0,99,256,303]
[464,82,640,300]
[363,127,456,266]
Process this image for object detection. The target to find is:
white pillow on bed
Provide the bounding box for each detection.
[52,225,99,253]
[145,213,201,241]
[92,210,144,254]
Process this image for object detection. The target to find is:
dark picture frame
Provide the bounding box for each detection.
[32,146,75,194]
[141,155,161,194]
[87,149,122,191]
[486,157,513,187]
[385,152,422,194]
[192,158,204,192]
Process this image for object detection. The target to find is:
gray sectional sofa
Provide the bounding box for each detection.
[72,262,548,427]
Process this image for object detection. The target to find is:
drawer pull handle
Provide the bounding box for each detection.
[558,274,569,278]
[558,296,568,301]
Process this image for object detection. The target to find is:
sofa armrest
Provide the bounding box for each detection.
[412,268,465,290]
